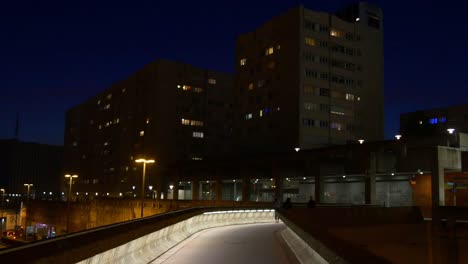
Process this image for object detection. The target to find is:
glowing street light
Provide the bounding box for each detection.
[24,184,33,227]
[65,175,78,201]
[395,134,402,140]
[294,147,300,152]
[135,158,155,218]
[447,128,455,134]
[64,174,78,233]
[358,139,365,144]
[1,188,5,218]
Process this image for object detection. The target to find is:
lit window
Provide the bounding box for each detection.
[265,47,274,56]
[177,84,181,89]
[305,37,316,46]
[194,87,203,93]
[192,157,203,161]
[139,130,145,136]
[345,93,355,101]
[240,58,247,66]
[182,85,191,91]
[277,44,281,50]
[192,132,204,138]
[331,122,343,131]
[439,117,447,123]
[245,113,253,120]
[97,100,101,105]
[122,88,126,93]
[330,29,344,38]
[429,118,438,125]
[98,125,102,130]
[107,94,112,100]
[146,118,150,124]
[115,118,120,124]
[208,79,216,84]
[181,119,190,125]
[72,141,77,147]
[248,83,254,91]
[190,120,204,126]
[104,104,111,110]
[259,110,263,117]
[90,120,94,125]
[104,142,109,146]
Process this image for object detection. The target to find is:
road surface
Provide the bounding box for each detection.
[150,222,298,264]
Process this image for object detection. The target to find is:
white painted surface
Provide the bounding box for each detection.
[151,223,291,264]
[78,210,275,264]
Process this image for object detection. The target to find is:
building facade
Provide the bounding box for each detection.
[234,2,384,152]
[400,104,468,148]
[0,139,63,198]
[64,59,233,197]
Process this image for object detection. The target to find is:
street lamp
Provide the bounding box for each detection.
[64,174,78,233]
[358,139,365,144]
[395,134,402,140]
[23,184,33,229]
[1,188,5,218]
[135,158,155,218]
[446,128,457,147]
[65,175,78,202]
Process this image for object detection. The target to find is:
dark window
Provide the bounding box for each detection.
[368,14,380,29]
[320,88,330,97]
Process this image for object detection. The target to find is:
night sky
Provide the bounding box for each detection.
[1,0,468,146]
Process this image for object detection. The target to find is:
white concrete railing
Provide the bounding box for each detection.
[78,209,274,264]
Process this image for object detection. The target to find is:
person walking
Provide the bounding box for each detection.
[307,196,316,208]
[273,198,281,223]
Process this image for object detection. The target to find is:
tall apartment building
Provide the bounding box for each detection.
[64,60,233,197]
[234,2,384,152]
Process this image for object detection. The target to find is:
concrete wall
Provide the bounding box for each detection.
[26,199,270,235]
[79,210,274,264]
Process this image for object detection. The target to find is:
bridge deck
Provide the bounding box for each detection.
[151,223,297,264]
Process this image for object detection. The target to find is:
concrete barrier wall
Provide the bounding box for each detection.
[27,199,270,235]
[79,209,274,264]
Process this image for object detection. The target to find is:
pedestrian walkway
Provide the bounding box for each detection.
[150,223,297,264]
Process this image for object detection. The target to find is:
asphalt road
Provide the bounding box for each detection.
[150,223,297,264]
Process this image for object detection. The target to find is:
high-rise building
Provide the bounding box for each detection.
[234,2,384,152]
[64,60,233,197]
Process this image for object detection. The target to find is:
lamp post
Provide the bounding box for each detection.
[64,174,78,233]
[447,128,457,147]
[135,158,155,218]
[23,184,33,228]
[1,188,5,218]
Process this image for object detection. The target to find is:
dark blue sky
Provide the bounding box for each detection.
[1,0,468,146]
